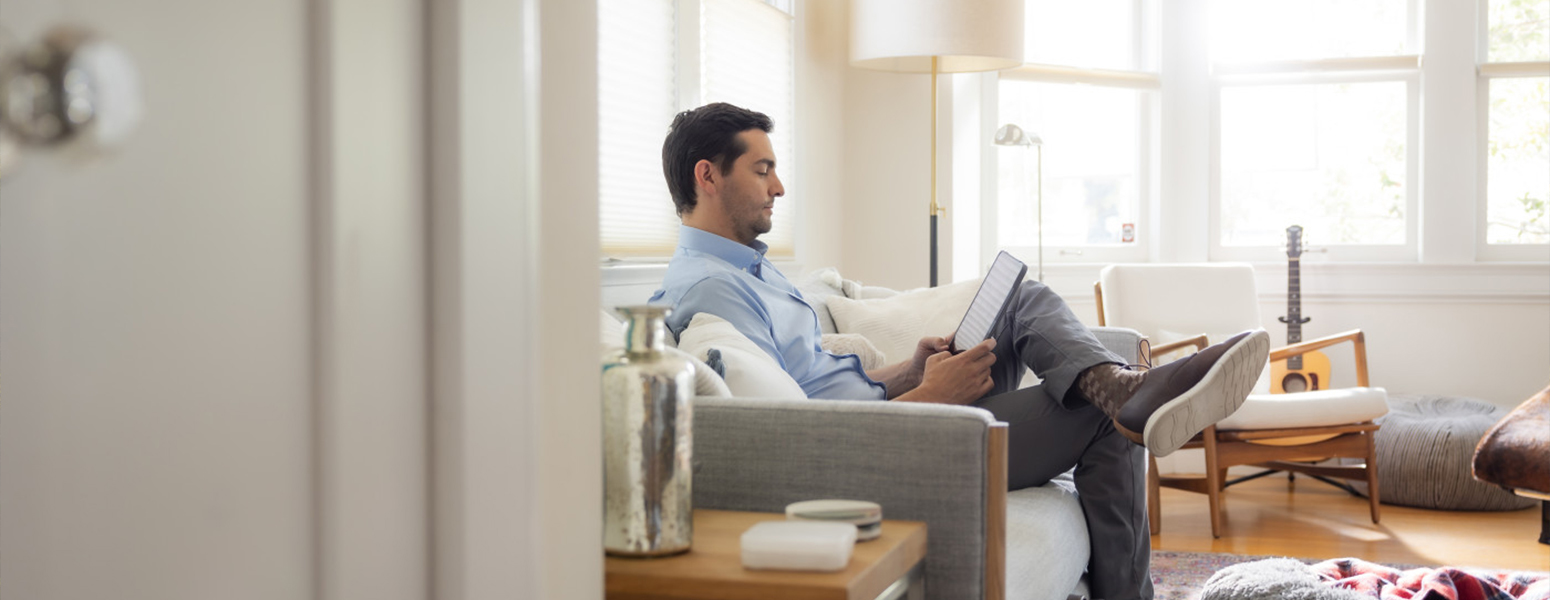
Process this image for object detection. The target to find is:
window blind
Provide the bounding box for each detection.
[598,0,681,257]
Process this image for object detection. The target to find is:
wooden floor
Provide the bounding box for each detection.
[1149,473,1550,572]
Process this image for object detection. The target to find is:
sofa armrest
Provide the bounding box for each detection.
[694,397,999,600]
[1089,326,1143,365]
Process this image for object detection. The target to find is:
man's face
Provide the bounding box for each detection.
[718,130,784,245]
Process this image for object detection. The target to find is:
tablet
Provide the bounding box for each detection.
[951,251,1028,354]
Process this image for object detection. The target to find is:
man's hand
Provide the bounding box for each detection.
[896,338,997,405]
[900,334,952,392]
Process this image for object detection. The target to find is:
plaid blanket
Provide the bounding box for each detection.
[1311,558,1550,600]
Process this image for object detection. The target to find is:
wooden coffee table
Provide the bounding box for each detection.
[605,509,927,600]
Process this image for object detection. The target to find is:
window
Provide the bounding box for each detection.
[1479,0,1550,257]
[597,0,796,259]
[989,0,1157,266]
[1209,0,1419,261]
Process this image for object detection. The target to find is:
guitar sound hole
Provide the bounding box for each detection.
[1282,373,1309,393]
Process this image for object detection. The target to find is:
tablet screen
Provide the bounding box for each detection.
[952,251,1028,354]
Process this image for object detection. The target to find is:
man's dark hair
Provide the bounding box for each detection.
[661,102,774,216]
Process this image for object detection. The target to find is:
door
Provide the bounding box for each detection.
[0,1,428,598]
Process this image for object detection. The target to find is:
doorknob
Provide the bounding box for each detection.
[0,24,142,177]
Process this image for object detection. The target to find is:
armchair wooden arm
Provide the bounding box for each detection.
[1268,329,1370,387]
[1149,335,1208,363]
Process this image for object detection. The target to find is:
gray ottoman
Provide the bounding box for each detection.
[1353,395,1537,511]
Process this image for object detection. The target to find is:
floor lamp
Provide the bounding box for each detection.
[849,0,1024,287]
[993,123,1043,282]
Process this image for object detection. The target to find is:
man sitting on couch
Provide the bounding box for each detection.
[649,102,1270,600]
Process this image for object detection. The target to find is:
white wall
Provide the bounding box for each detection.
[840,64,938,290]
[793,0,848,273]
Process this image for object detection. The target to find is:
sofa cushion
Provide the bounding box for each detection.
[795,268,847,334]
[677,312,807,399]
[825,279,980,364]
[1006,473,1091,600]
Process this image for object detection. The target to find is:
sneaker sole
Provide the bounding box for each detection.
[1139,330,1270,457]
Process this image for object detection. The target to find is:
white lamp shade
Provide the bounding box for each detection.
[850,0,1024,73]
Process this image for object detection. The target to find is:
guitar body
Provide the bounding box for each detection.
[1271,349,1331,393]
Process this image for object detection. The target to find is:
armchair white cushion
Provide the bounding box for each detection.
[1217,387,1389,431]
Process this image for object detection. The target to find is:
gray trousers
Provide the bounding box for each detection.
[971,280,1153,600]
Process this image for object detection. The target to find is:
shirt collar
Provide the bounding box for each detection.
[678,225,768,272]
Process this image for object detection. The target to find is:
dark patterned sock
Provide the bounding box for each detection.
[1077,363,1146,420]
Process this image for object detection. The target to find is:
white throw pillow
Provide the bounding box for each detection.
[825,279,981,364]
[600,309,626,354]
[820,333,886,370]
[601,309,730,398]
[676,312,807,399]
[840,278,901,300]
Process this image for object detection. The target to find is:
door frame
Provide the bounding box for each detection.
[426,1,601,599]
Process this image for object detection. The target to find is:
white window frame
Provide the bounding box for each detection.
[982,0,1158,270]
[1208,58,1423,262]
[1474,0,1550,261]
[1205,0,1423,263]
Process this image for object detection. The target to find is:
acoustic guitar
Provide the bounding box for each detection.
[1270,225,1331,393]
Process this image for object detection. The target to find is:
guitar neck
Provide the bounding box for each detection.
[1287,257,1302,342]
[1287,257,1303,368]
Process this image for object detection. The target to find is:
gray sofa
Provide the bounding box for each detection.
[602,267,1143,600]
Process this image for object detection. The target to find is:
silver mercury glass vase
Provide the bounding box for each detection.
[602,305,695,557]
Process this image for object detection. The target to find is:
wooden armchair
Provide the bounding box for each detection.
[1094,263,1390,538]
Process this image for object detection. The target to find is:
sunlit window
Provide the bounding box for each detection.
[991,0,1155,265]
[1219,82,1408,247]
[1210,0,1410,63]
[1209,0,1417,260]
[998,82,1144,248]
[1482,0,1550,249]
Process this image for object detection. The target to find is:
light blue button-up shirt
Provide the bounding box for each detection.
[649,225,888,400]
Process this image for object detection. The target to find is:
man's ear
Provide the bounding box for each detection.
[693,159,718,198]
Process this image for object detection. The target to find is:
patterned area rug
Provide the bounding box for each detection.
[1150,551,1548,600]
[1152,551,1284,600]
[1149,551,1407,600]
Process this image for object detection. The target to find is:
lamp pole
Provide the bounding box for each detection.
[929,57,941,287]
[1035,142,1042,282]
[994,123,1043,281]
